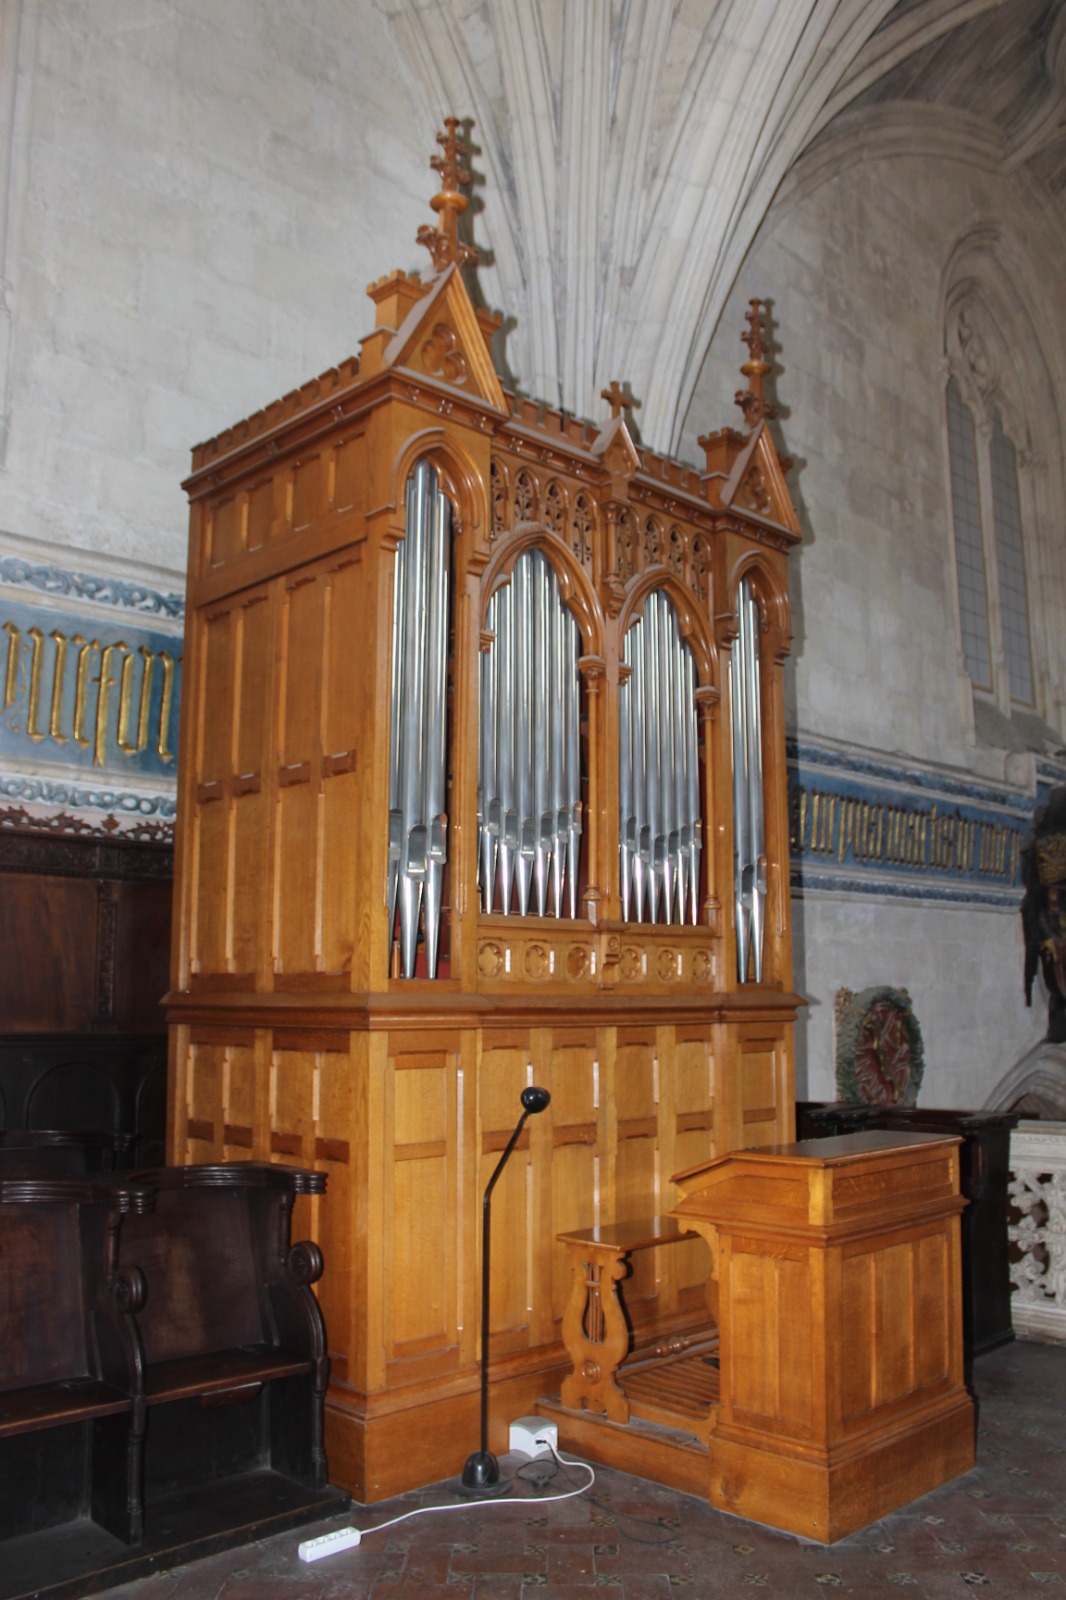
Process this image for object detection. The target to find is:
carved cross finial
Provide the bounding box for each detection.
[735,298,778,429]
[601,380,634,420]
[417,117,479,274]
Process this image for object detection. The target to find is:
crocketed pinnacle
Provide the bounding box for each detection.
[417,117,479,273]
[735,299,778,429]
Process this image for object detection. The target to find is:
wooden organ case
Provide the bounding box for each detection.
[168,123,803,1502]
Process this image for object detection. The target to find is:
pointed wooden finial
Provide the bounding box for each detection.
[735,299,778,429]
[417,118,479,273]
[601,380,634,421]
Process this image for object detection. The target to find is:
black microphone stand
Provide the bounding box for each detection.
[460,1085,551,1496]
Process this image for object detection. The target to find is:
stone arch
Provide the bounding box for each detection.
[984,1040,1066,1120]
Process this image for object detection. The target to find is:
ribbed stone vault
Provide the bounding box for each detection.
[379,0,1061,454]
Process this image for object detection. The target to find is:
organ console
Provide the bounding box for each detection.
[169,119,804,1503]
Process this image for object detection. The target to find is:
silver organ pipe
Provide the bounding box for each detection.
[388,459,452,978]
[730,577,767,982]
[619,590,702,926]
[479,548,583,917]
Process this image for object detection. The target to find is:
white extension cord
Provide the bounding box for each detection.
[297,1446,595,1563]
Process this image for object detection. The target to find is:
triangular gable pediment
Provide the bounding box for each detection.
[720,421,800,539]
[591,414,641,479]
[384,265,507,413]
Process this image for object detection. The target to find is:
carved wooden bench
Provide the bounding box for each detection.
[115,1162,330,1503]
[0,1163,340,1600]
[557,1217,718,1442]
[0,1176,151,1547]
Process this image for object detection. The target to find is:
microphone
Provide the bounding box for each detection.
[460,1086,551,1496]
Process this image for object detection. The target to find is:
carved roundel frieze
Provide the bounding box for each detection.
[478,941,504,979]
[692,949,713,984]
[566,945,589,981]
[656,947,678,982]
[524,942,549,980]
[619,946,642,982]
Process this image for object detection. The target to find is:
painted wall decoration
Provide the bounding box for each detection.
[0,555,183,838]
[1,596,181,778]
[789,740,1032,907]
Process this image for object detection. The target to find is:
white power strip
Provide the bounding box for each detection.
[298,1525,362,1562]
[509,1416,559,1457]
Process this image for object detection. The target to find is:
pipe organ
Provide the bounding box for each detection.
[168,122,803,1503]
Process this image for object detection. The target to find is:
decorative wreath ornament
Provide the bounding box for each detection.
[834,985,924,1107]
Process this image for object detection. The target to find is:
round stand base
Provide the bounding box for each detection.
[458,1450,512,1498]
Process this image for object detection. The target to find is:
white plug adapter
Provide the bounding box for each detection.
[508,1416,558,1457]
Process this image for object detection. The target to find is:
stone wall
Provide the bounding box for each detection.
[683,123,1066,1106]
[0,0,431,575]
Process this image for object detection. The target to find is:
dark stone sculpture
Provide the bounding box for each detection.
[1022,785,1066,1044]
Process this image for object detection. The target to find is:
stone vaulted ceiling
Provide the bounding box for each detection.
[379,0,1065,457]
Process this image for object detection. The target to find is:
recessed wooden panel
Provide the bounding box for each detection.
[185,1038,226,1158]
[477,1040,534,1347]
[915,1230,950,1388]
[392,1155,452,1348]
[220,1038,258,1156]
[730,1247,778,1420]
[0,874,98,1030]
[206,493,241,571]
[333,434,365,514]
[548,1032,599,1318]
[318,558,363,974]
[270,1041,315,1166]
[775,1254,814,1433]
[292,453,328,534]
[275,575,325,975]
[384,1044,458,1358]
[876,1242,915,1408]
[246,478,275,551]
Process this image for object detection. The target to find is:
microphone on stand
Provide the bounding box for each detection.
[460,1085,551,1496]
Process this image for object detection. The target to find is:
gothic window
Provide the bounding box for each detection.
[945,311,1035,713]
[989,415,1033,706]
[946,377,991,689]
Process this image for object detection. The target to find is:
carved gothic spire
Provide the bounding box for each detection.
[417,118,479,274]
[735,299,778,429]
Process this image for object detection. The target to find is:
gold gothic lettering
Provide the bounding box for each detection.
[50,630,69,742]
[26,626,46,740]
[117,645,156,754]
[157,651,176,763]
[3,620,20,708]
[93,641,129,768]
[790,781,1020,884]
[1,615,179,769]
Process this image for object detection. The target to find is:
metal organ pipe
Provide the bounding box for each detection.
[618,590,702,927]
[730,577,767,983]
[388,460,452,979]
[478,549,583,918]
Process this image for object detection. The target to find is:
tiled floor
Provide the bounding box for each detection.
[111,1340,1066,1599]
